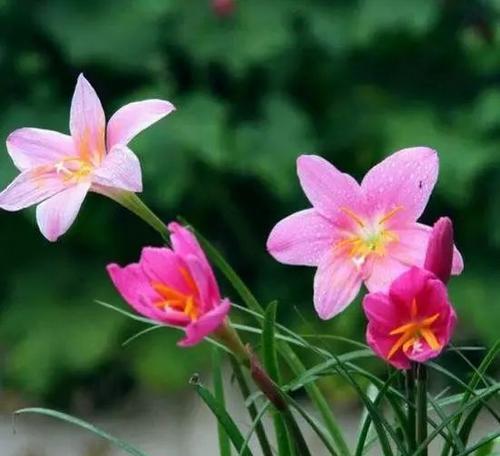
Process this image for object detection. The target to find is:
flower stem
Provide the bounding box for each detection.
[415,363,428,456]
[406,366,417,453]
[107,191,170,243]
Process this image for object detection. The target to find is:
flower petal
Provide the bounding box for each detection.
[297,155,364,225]
[313,250,362,319]
[7,128,75,171]
[106,263,165,322]
[0,167,66,211]
[388,267,434,309]
[365,255,409,293]
[140,247,190,294]
[361,147,438,224]
[91,145,142,192]
[107,99,175,149]
[363,292,404,333]
[168,222,220,299]
[36,181,90,241]
[366,326,411,370]
[70,74,106,164]
[267,209,336,266]
[178,299,231,347]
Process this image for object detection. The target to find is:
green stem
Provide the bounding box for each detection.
[229,357,273,456]
[406,366,417,454]
[107,191,170,242]
[415,363,428,456]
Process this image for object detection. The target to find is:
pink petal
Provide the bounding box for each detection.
[36,181,90,241]
[7,128,75,171]
[388,267,434,309]
[139,247,191,295]
[362,292,403,333]
[366,326,411,370]
[365,255,408,293]
[70,74,106,164]
[168,222,220,298]
[451,246,464,276]
[361,147,438,224]
[424,217,454,283]
[107,99,175,149]
[297,155,364,226]
[313,250,362,319]
[178,299,231,347]
[107,262,164,322]
[0,167,66,211]
[91,145,142,192]
[266,209,336,266]
[185,254,219,313]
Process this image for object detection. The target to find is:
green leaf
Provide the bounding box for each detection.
[192,377,253,456]
[262,302,294,456]
[213,347,232,456]
[15,408,149,456]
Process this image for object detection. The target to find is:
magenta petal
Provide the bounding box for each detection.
[36,182,90,241]
[388,267,434,309]
[106,263,161,321]
[424,217,454,283]
[313,251,362,319]
[91,145,142,192]
[184,254,220,312]
[178,299,231,347]
[363,292,403,333]
[0,167,66,211]
[7,128,75,171]
[267,209,336,266]
[366,326,411,370]
[107,99,175,149]
[139,247,189,294]
[70,74,106,163]
[361,147,438,224]
[297,155,364,222]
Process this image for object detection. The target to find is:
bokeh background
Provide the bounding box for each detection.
[0,0,499,453]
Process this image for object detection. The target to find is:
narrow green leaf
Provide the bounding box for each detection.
[213,348,232,456]
[14,408,149,456]
[262,302,294,456]
[229,358,273,456]
[192,377,253,456]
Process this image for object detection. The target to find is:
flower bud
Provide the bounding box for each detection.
[424,217,454,283]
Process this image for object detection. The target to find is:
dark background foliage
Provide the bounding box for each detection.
[0,0,499,408]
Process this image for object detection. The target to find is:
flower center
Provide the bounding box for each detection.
[54,157,94,183]
[387,298,441,359]
[151,267,200,321]
[335,206,402,267]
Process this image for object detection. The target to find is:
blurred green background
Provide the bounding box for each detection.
[0,0,499,409]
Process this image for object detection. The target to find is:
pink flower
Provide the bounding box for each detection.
[107,222,231,347]
[362,216,459,369]
[266,148,463,319]
[363,267,456,369]
[424,217,454,284]
[0,74,175,241]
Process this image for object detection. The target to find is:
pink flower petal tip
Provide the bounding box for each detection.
[107,223,230,347]
[0,73,175,241]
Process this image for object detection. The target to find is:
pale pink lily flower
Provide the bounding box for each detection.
[0,74,175,241]
[107,222,231,347]
[362,216,459,369]
[267,148,463,320]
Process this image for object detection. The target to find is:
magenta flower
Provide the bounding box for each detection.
[266,148,463,319]
[362,216,459,369]
[107,222,231,347]
[0,74,175,241]
[362,267,456,369]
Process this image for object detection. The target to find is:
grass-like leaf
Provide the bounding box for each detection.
[191,376,253,456]
[213,347,232,456]
[14,408,149,456]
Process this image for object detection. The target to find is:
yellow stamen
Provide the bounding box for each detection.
[387,300,441,360]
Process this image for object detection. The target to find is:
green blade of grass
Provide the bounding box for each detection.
[14,408,149,456]
[262,301,294,456]
[191,376,253,456]
[213,347,232,456]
